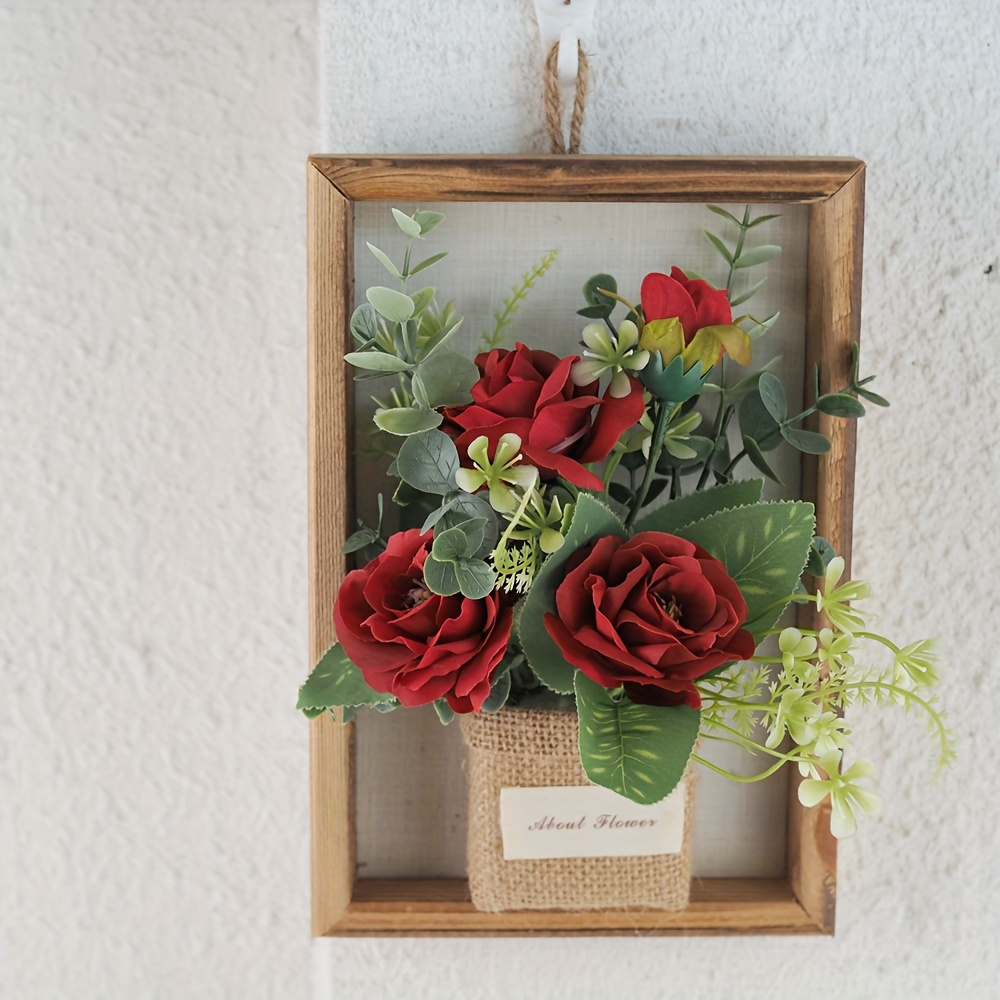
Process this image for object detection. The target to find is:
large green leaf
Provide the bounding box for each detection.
[412,350,479,408]
[575,673,700,805]
[516,493,625,695]
[367,286,415,324]
[374,406,442,437]
[634,479,763,535]
[676,501,816,635]
[297,643,394,711]
[739,389,781,451]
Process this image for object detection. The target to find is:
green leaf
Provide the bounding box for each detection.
[302,706,327,720]
[576,304,612,319]
[367,286,415,324]
[423,555,460,596]
[432,525,471,562]
[734,245,781,269]
[374,407,442,437]
[433,700,455,725]
[817,393,866,418]
[344,351,413,373]
[739,390,781,450]
[350,303,379,344]
[413,210,445,235]
[744,311,780,341]
[746,213,781,228]
[396,429,460,494]
[805,535,837,577]
[409,251,447,276]
[706,204,742,226]
[454,559,496,599]
[781,426,832,454]
[742,436,783,484]
[366,242,401,278]
[758,371,788,422]
[516,494,626,695]
[391,208,422,237]
[412,350,479,408]
[856,386,890,407]
[575,674,700,805]
[582,273,618,310]
[635,479,763,535]
[704,231,734,264]
[676,500,816,634]
[728,277,767,308]
[297,643,394,711]
[342,527,379,553]
[410,286,435,316]
[481,668,512,713]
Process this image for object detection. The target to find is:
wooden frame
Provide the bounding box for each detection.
[307,155,864,936]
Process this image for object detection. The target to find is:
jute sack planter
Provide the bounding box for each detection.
[459,706,694,912]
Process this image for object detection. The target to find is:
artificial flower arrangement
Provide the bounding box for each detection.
[298,204,951,848]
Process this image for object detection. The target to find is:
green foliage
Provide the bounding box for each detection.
[297,643,395,712]
[366,286,415,324]
[634,478,763,535]
[817,393,866,417]
[575,673,701,805]
[739,388,782,451]
[704,205,782,307]
[516,493,625,695]
[781,426,832,454]
[578,273,619,319]
[805,535,837,576]
[676,500,816,636]
[396,429,460,495]
[480,248,560,350]
[373,406,442,436]
[411,350,479,408]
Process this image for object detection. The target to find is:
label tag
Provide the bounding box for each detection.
[499,783,686,860]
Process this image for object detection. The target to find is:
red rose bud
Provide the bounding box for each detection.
[442,342,644,492]
[333,529,513,713]
[543,531,755,708]
[640,268,733,343]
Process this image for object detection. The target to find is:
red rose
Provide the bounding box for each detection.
[442,342,644,492]
[334,529,512,713]
[641,268,732,344]
[543,531,755,708]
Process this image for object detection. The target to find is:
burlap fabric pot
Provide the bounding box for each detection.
[459,706,694,912]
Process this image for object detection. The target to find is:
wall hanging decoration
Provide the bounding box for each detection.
[300,155,950,935]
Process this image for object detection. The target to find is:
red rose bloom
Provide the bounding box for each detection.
[334,529,512,713]
[641,268,733,344]
[442,342,644,492]
[543,531,755,708]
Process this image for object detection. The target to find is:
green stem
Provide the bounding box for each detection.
[690,751,788,784]
[626,403,670,529]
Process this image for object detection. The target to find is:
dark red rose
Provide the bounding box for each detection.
[641,268,733,344]
[543,531,755,708]
[334,529,512,713]
[442,342,644,492]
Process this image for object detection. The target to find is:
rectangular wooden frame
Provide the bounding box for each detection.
[307,155,864,936]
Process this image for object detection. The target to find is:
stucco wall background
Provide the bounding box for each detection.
[2,1,999,998]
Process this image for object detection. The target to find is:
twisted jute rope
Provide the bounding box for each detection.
[543,39,589,154]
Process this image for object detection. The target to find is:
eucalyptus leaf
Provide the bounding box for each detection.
[409,251,447,276]
[413,210,445,235]
[344,351,413,373]
[481,668,512,714]
[576,305,612,319]
[582,273,618,311]
[433,700,455,725]
[366,242,401,278]
[744,311,780,340]
[676,500,815,635]
[739,390,781,451]
[816,393,866,418]
[410,286,435,316]
[454,559,496,599]
[758,371,788,422]
[706,204,743,226]
[575,674,700,805]
[297,643,394,711]
[342,527,379,553]
[396,429,460,494]
[413,350,479,408]
[729,277,767,308]
[805,535,837,577]
[856,386,890,407]
[432,525,471,563]
[781,426,832,454]
[734,245,781,269]
[367,286,415,324]
[704,231,734,264]
[373,406,442,437]
[746,213,781,228]
[391,208,422,237]
[423,554,460,596]
[350,303,379,344]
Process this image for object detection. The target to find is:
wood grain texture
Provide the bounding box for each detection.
[327,878,818,936]
[310,155,865,204]
[307,164,356,934]
[307,155,864,937]
[786,164,867,935]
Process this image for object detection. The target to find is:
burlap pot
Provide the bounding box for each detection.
[459,707,694,912]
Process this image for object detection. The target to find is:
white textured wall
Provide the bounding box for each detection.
[2,1,998,999]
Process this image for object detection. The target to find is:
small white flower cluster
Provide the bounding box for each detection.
[697,557,951,838]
